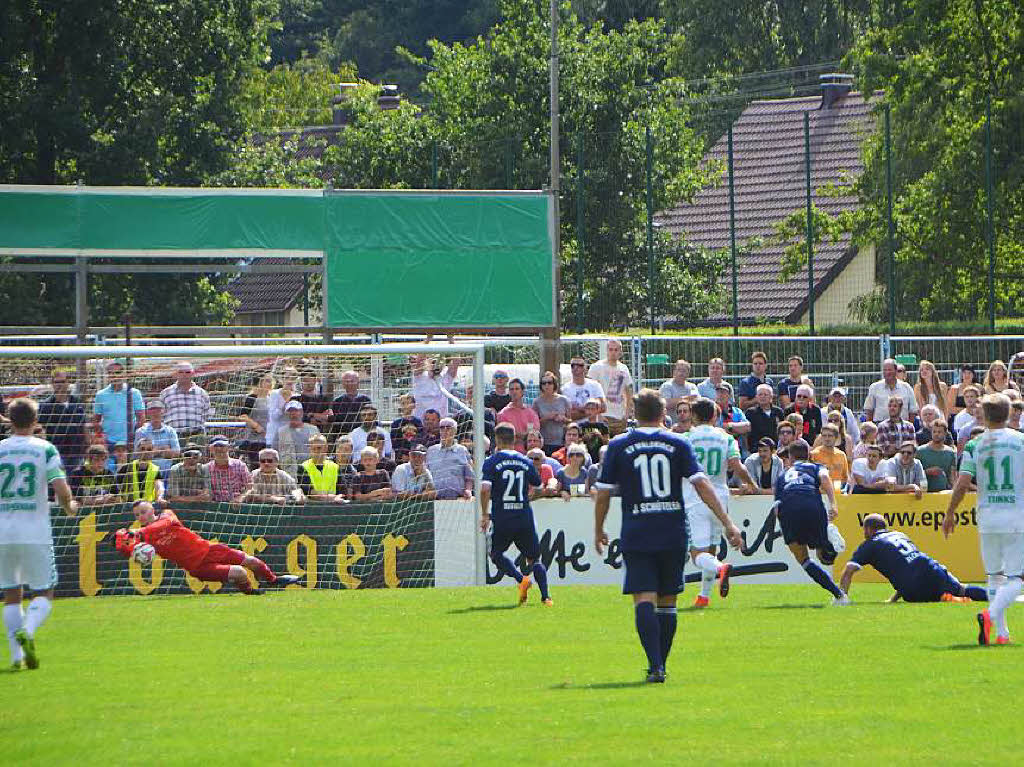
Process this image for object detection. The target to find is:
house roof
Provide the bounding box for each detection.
[657,91,879,323]
[226,257,306,314]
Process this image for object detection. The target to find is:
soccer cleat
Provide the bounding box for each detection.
[718,563,733,598]
[645,667,666,684]
[693,595,710,608]
[940,593,970,603]
[517,575,532,605]
[996,635,1011,645]
[275,575,301,587]
[831,594,852,606]
[819,543,838,566]
[977,610,993,646]
[542,597,553,607]
[15,629,38,670]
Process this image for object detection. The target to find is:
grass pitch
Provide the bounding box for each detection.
[3,583,1019,765]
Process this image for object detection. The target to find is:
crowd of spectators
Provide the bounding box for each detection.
[5,347,1024,509]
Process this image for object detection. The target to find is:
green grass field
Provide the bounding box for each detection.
[4,583,1019,765]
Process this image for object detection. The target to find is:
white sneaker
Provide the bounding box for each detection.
[832,593,851,606]
[827,523,846,553]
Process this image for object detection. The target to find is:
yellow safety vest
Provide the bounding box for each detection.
[128,461,160,501]
[301,459,339,493]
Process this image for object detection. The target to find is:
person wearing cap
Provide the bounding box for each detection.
[744,383,784,454]
[347,403,393,463]
[825,386,860,445]
[713,384,750,456]
[165,443,212,504]
[742,437,783,495]
[737,351,774,411]
[206,435,251,503]
[115,437,165,504]
[426,418,473,499]
[884,440,926,498]
[158,361,214,443]
[555,444,589,500]
[496,378,540,453]
[134,399,181,474]
[297,434,345,502]
[92,360,145,450]
[484,370,512,415]
[563,356,606,421]
[273,400,321,479]
[391,444,436,500]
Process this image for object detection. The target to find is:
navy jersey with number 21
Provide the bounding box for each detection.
[481,450,542,522]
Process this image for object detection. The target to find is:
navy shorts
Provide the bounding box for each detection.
[777,495,829,549]
[901,561,963,602]
[622,549,686,595]
[490,517,540,562]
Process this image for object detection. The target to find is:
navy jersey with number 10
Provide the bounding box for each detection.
[597,427,705,552]
[480,450,542,521]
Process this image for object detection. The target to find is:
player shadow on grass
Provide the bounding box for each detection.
[931,643,1021,651]
[549,680,650,690]
[447,604,521,614]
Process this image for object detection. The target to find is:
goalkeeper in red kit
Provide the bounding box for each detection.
[114,501,299,594]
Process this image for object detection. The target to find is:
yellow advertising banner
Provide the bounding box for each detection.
[834,493,983,582]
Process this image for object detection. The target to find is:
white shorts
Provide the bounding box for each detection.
[979,532,1024,577]
[0,543,58,591]
[686,490,729,550]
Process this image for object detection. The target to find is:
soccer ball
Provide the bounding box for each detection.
[132,543,156,566]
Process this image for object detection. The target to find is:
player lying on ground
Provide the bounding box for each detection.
[943,392,1024,646]
[479,422,552,606]
[595,389,742,683]
[2,397,79,670]
[840,513,987,603]
[114,501,299,594]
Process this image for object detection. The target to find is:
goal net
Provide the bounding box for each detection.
[0,343,487,596]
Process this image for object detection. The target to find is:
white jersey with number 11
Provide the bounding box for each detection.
[960,428,1024,533]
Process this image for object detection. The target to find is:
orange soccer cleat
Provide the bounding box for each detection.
[996,635,1011,645]
[542,598,553,607]
[940,593,970,603]
[718,563,733,598]
[977,610,993,646]
[517,575,532,605]
[693,595,710,608]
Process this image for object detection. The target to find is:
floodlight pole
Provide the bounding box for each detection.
[541,0,562,380]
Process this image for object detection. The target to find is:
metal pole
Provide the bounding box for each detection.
[646,126,655,335]
[541,0,562,379]
[727,125,739,335]
[123,311,132,457]
[885,104,896,336]
[986,92,996,335]
[575,131,585,333]
[75,181,88,381]
[804,112,815,336]
[472,347,486,585]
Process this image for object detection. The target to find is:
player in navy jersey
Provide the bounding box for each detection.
[594,389,742,683]
[840,514,987,603]
[479,422,551,606]
[774,440,849,604]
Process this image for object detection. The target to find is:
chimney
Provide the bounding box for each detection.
[819,73,854,109]
[332,83,359,126]
[378,84,400,110]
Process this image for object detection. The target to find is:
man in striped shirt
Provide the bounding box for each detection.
[159,361,214,443]
[205,436,251,503]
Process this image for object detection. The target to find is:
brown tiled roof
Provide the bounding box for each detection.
[657,91,880,322]
[226,257,306,314]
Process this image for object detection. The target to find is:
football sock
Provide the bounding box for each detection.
[531,562,550,600]
[247,556,276,583]
[990,577,1022,638]
[3,604,24,663]
[987,574,1004,602]
[656,607,678,664]
[965,586,988,602]
[695,552,720,598]
[700,571,715,599]
[491,554,523,583]
[24,596,52,637]
[634,602,662,672]
[802,559,844,598]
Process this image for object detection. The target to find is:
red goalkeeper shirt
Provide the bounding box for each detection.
[136,511,211,571]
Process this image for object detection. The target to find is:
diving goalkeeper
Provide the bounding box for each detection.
[114,501,299,594]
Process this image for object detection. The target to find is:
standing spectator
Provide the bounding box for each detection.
[658,359,699,412]
[914,360,948,419]
[347,404,393,460]
[737,351,774,410]
[273,401,321,477]
[484,370,512,415]
[863,358,918,422]
[884,440,926,497]
[37,369,86,469]
[825,387,861,445]
[563,356,606,421]
[810,424,850,485]
[784,384,823,444]
[266,366,300,448]
[134,400,180,475]
[777,355,805,409]
[297,369,333,432]
[349,446,393,501]
[895,363,908,381]
[697,357,733,402]
[239,373,274,453]
[917,421,957,492]
[92,360,144,450]
[587,339,633,435]
[743,438,784,495]
[389,394,422,445]
[853,422,879,460]
[244,448,304,504]
[744,383,784,453]
[983,359,1019,395]
[164,443,212,504]
[330,370,371,439]
[850,445,891,494]
[575,399,611,464]
[876,396,917,458]
[915,404,953,446]
[207,435,251,503]
[411,355,460,419]
[297,434,344,503]
[713,385,750,451]
[70,444,120,506]
[945,364,979,418]
[116,437,164,503]
[497,379,540,452]
[426,420,473,499]
[671,401,692,434]
[420,409,442,448]
[159,361,214,444]
[532,371,571,455]
[391,444,436,500]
